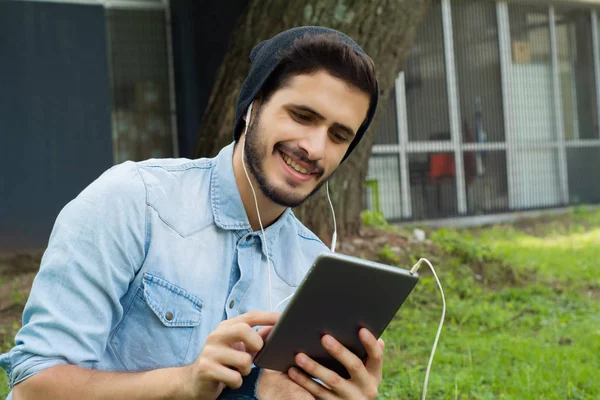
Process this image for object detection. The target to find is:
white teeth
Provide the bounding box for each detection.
[282,153,310,175]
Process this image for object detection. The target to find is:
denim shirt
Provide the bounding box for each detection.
[0,142,328,397]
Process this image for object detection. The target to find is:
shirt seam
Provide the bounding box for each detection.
[290,213,328,247]
[210,156,251,231]
[143,273,204,309]
[133,163,151,258]
[297,232,326,244]
[138,161,212,171]
[146,203,216,238]
[137,160,216,237]
[108,287,141,372]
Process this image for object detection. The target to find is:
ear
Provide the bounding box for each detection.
[242,104,250,123]
[244,102,254,126]
[242,97,263,125]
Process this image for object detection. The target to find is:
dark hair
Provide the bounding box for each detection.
[259,33,377,110]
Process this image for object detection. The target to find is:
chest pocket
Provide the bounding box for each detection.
[109,272,203,371]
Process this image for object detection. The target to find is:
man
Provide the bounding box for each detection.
[0,26,382,399]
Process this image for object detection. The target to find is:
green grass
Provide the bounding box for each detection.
[0,323,18,398]
[0,369,7,398]
[1,208,599,399]
[379,208,600,399]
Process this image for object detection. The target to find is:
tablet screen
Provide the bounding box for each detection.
[255,252,419,378]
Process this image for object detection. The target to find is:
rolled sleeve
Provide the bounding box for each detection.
[2,353,69,387]
[0,161,147,388]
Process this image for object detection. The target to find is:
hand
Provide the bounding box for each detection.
[181,311,280,400]
[257,369,315,400]
[287,328,385,400]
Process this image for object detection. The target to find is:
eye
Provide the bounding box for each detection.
[330,131,349,143]
[291,111,311,123]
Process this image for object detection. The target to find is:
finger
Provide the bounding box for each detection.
[205,346,254,377]
[227,310,280,328]
[288,367,333,400]
[247,326,274,359]
[360,329,384,380]
[213,323,264,353]
[205,361,244,389]
[378,338,385,351]
[294,352,353,398]
[257,325,274,341]
[231,341,246,353]
[321,334,371,386]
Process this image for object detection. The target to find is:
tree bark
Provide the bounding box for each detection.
[196,0,431,244]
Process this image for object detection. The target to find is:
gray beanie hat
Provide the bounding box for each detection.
[233,26,379,161]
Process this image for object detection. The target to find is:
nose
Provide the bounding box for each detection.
[297,127,328,162]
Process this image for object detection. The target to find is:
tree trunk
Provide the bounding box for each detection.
[196,0,431,244]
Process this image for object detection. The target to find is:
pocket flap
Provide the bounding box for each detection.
[142,272,203,327]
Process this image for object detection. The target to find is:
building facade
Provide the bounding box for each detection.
[0,0,244,250]
[3,0,600,249]
[368,0,600,222]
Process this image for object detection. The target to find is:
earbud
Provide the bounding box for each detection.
[326,181,337,253]
[242,100,338,312]
[245,101,253,128]
[241,100,273,311]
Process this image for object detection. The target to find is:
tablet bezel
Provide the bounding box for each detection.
[254,251,419,378]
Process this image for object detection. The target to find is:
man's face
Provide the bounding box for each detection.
[243,70,371,208]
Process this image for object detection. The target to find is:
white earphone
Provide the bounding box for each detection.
[240,101,337,311]
[242,104,443,400]
[241,101,275,311]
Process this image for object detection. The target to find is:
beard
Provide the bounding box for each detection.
[243,108,329,208]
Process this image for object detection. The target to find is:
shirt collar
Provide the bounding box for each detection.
[210,142,293,237]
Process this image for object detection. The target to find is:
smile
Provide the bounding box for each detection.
[281,152,312,175]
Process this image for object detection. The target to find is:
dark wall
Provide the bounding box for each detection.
[567,147,600,204]
[169,0,247,158]
[0,2,113,250]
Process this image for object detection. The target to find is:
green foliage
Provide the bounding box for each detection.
[11,279,24,306]
[0,374,7,398]
[361,210,389,229]
[431,228,496,264]
[1,210,599,399]
[377,244,400,266]
[569,205,600,226]
[378,216,600,399]
[0,322,19,398]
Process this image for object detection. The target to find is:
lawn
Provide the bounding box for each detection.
[377,207,600,399]
[1,208,599,399]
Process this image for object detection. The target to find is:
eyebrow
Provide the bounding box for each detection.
[289,104,356,138]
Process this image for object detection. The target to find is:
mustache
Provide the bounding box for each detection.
[276,143,324,175]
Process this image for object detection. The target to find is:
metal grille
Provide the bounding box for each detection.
[567,147,600,203]
[369,92,402,219]
[374,89,398,145]
[405,2,450,143]
[368,0,600,222]
[106,7,175,163]
[408,152,458,220]
[365,154,402,219]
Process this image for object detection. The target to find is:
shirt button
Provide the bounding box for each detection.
[165,312,173,321]
[246,236,252,242]
[229,300,235,309]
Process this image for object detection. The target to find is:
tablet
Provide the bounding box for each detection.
[254,251,419,378]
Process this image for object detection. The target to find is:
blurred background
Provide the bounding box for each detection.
[3,0,600,250]
[1,0,244,249]
[1,1,599,399]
